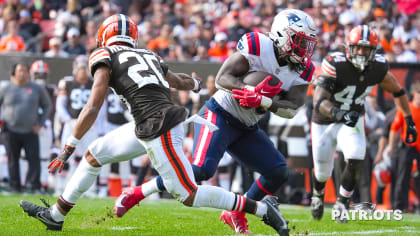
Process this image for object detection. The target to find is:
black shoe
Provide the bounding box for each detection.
[262,196,289,236]
[311,193,324,220]
[20,200,63,231]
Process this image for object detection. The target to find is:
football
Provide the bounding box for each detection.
[241,71,283,113]
[242,71,281,87]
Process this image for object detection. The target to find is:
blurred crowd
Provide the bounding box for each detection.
[0,0,419,63]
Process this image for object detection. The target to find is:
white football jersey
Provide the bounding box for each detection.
[213,32,315,126]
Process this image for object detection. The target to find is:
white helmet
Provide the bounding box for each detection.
[269,9,318,64]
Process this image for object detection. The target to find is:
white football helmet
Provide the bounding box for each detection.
[269,9,318,64]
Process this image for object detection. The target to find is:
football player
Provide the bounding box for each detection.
[20,14,289,235]
[310,25,417,222]
[116,8,317,234]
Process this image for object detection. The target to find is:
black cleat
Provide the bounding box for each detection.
[20,200,63,231]
[311,193,324,220]
[262,196,290,236]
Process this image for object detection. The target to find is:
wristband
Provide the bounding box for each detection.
[66,135,80,147]
[260,96,272,109]
[193,78,200,91]
[393,89,406,98]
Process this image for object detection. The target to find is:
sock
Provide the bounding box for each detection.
[136,165,150,186]
[192,185,267,217]
[51,204,66,222]
[138,177,161,197]
[313,173,326,196]
[61,157,101,204]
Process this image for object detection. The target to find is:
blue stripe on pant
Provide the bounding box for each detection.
[192,98,288,200]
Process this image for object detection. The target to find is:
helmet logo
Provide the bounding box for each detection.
[286,13,301,25]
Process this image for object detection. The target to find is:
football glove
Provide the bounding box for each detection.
[331,108,359,127]
[404,116,417,144]
[245,75,282,98]
[48,145,75,174]
[192,72,201,93]
[232,88,272,109]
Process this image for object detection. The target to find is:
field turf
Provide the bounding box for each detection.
[1,194,420,235]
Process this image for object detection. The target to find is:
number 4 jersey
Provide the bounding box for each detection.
[312,52,389,124]
[88,45,187,139]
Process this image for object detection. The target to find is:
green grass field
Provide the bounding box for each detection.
[1,194,420,235]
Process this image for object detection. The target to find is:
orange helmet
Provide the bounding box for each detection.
[30,60,49,81]
[30,60,49,74]
[97,14,138,48]
[346,25,378,70]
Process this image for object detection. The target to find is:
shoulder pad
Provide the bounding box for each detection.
[374,54,387,64]
[300,61,315,82]
[321,58,336,78]
[316,75,336,92]
[88,48,111,76]
[237,32,262,56]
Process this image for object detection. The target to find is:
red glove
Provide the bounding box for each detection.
[232,88,272,108]
[48,145,75,174]
[247,75,282,98]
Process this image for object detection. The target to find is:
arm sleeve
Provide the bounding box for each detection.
[390,109,403,132]
[55,94,72,123]
[38,86,52,125]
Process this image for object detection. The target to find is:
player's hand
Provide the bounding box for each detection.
[331,108,359,127]
[192,72,201,93]
[404,116,417,144]
[48,145,75,174]
[232,88,272,108]
[343,111,359,127]
[253,75,282,98]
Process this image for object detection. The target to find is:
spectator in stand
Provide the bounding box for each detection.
[44,37,69,58]
[192,45,209,62]
[227,11,251,43]
[80,20,98,54]
[29,0,52,21]
[409,38,420,61]
[0,20,25,52]
[18,10,43,53]
[173,16,196,47]
[62,27,86,56]
[0,63,51,194]
[208,32,229,63]
[392,40,417,63]
[4,0,24,22]
[377,24,395,54]
[389,82,420,212]
[393,18,419,44]
[147,24,172,58]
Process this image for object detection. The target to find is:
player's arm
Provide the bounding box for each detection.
[313,75,336,119]
[379,71,417,143]
[268,84,308,118]
[215,52,250,92]
[48,67,110,173]
[72,67,110,139]
[165,70,199,91]
[379,71,411,116]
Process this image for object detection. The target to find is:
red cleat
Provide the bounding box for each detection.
[114,186,145,218]
[220,210,253,234]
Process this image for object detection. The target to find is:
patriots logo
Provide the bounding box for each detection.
[237,41,244,50]
[287,13,301,25]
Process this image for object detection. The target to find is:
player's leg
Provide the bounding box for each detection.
[335,118,366,222]
[139,124,289,235]
[20,122,147,231]
[191,106,239,181]
[114,106,242,217]
[310,122,339,220]
[219,128,287,234]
